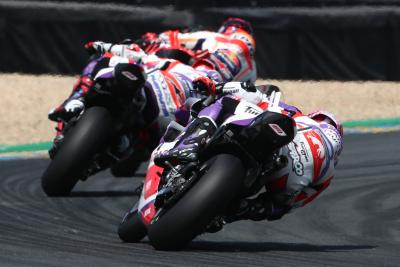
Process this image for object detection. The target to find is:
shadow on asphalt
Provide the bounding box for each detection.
[188,241,376,252]
[69,190,140,197]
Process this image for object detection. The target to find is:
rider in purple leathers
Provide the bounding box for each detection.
[49,17,257,129]
[154,80,343,227]
[47,40,245,175]
[48,18,259,176]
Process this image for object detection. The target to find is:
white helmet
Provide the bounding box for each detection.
[308,111,343,165]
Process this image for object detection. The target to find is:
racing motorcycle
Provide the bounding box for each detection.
[41,54,157,196]
[118,90,296,250]
[41,44,214,197]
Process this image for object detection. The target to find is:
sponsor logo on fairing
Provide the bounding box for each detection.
[144,207,151,217]
[288,142,304,176]
[122,71,138,80]
[224,88,240,94]
[221,82,242,94]
[244,106,261,115]
[269,123,287,136]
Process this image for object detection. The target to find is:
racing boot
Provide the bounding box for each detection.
[154,117,216,166]
[48,121,65,159]
[48,75,92,122]
[48,97,85,122]
[226,193,275,222]
[207,193,281,233]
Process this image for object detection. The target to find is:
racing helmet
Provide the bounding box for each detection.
[308,111,343,164]
[218,17,256,55]
[218,17,253,36]
[308,111,343,138]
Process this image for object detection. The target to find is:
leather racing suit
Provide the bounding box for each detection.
[47,47,223,169]
[154,82,343,223]
[156,28,257,84]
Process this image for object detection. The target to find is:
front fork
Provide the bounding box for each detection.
[135,155,197,226]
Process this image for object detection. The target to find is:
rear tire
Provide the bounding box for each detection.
[41,107,113,196]
[118,209,147,242]
[148,154,245,250]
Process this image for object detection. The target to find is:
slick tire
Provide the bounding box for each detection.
[148,154,245,250]
[41,107,113,196]
[118,209,147,242]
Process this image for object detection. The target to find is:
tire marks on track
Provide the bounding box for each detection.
[0,132,399,266]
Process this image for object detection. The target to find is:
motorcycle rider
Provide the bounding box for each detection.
[49,17,256,126]
[47,43,238,175]
[154,79,343,228]
[48,44,225,127]
[155,17,257,84]
[48,18,257,174]
[88,17,256,84]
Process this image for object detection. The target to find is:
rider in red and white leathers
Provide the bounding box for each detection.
[49,18,256,122]
[50,18,257,129]
[154,81,343,224]
[87,17,256,85]
[156,17,256,84]
[257,109,343,221]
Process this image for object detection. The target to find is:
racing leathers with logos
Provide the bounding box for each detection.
[241,110,343,222]
[154,81,343,225]
[47,45,227,169]
[87,23,256,85]
[108,17,256,84]
[63,16,256,124]
[49,44,223,128]
[156,30,256,83]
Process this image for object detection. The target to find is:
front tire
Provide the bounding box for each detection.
[41,107,113,196]
[148,154,245,250]
[118,208,147,242]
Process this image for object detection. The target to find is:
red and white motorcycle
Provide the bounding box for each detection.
[118,90,296,250]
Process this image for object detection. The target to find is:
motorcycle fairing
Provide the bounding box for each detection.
[138,162,164,225]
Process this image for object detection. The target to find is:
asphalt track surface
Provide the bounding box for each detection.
[1,132,400,266]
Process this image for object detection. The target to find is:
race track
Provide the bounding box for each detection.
[1,132,400,266]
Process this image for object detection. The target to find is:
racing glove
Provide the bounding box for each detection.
[84,41,109,54]
[84,42,146,62]
[192,76,221,96]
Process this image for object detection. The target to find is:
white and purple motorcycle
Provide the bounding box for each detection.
[118,89,297,250]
